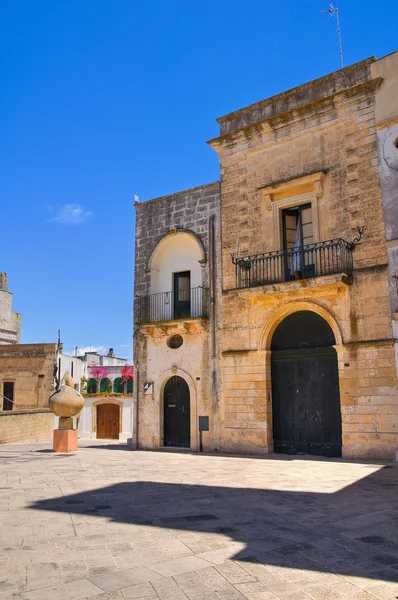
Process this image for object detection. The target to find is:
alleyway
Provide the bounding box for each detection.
[0,442,397,599]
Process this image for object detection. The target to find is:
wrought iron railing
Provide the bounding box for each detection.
[135,287,208,324]
[232,239,353,289]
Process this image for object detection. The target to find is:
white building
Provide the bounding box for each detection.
[58,347,134,443]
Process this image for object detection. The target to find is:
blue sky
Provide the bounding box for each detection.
[1,1,396,363]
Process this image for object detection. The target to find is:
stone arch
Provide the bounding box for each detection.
[113,377,124,394]
[260,301,343,351]
[154,367,198,451]
[146,229,206,272]
[100,377,111,393]
[87,378,97,394]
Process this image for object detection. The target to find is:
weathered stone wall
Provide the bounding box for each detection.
[372,52,398,383]
[209,57,398,459]
[0,409,53,444]
[0,277,21,345]
[0,344,57,409]
[134,183,221,450]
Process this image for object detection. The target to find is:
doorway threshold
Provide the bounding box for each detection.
[158,446,193,453]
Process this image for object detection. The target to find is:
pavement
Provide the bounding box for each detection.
[1,440,398,600]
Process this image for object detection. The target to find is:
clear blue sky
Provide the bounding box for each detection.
[1,1,396,362]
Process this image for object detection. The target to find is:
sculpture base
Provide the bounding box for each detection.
[53,429,78,453]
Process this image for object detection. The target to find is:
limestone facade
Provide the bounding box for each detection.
[134,53,398,459]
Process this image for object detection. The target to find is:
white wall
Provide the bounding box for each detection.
[57,352,83,391]
[78,397,133,441]
[150,232,203,294]
[149,232,204,321]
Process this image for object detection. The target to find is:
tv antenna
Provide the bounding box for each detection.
[321,1,344,69]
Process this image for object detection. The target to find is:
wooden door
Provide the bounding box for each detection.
[164,376,190,447]
[271,310,342,458]
[97,404,120,439]
[272,348,342,457]
[173,272,191,319]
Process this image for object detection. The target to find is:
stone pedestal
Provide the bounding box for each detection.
[53,429,78,452]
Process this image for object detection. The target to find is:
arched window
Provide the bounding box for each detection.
[127,379,133,394]
[87,378,97,394]
[113,377,124,394]
[100,377,111,393]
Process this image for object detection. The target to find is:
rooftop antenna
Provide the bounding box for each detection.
[321,1,344,69]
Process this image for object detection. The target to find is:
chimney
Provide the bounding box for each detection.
[0,273,8,292]
[108,348,115,357]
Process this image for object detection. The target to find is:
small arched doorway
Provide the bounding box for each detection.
[271,310,342,457]
[97,403,120,439]
[163,376,190,447]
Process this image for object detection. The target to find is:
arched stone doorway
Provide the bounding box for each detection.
[271,310,342,457]
[163,376,190,448]
[97,403,120,440]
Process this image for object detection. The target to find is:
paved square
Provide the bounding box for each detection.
[1,441,398,599]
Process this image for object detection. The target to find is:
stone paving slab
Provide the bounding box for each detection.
[0,440,398,599]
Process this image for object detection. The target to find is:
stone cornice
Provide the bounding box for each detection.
[208,78,382,152]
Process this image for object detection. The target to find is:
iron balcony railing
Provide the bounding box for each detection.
[232,238,353,290]
[135,286,208,324]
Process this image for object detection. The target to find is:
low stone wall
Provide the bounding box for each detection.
[0,409,53,444]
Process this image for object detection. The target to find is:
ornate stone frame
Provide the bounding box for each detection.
[154,367,198,451]
[92,398,124,436]
[258,172,325,250]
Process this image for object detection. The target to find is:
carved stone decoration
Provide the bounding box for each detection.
[314,173,325,199]
[264,193,273,211]
[140,318,208,337]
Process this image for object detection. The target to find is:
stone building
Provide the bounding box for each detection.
[0,273,21,345]
[0,343,57,410]
[134,52,398,460]
[134,184,220,451]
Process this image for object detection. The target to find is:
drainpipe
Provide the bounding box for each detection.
[135,369,139,450]
[209,214,217,412]
[209,214,216,360]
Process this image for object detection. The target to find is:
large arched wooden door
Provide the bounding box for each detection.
[97,404,120,439]
[271,311,342,457]
[164,376,190,447]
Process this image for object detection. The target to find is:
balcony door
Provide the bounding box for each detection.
[282,204,314,281]
[173,271,190,319]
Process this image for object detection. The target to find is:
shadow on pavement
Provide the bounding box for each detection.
[29,465,398,583]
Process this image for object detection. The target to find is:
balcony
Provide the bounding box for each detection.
[135,286,208,325]
[232,239,353,290]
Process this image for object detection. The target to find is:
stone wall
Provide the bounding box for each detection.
[134,182,220,298]
[0,409,53,444]
[0,274,21,344]
[0,344,57,409]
